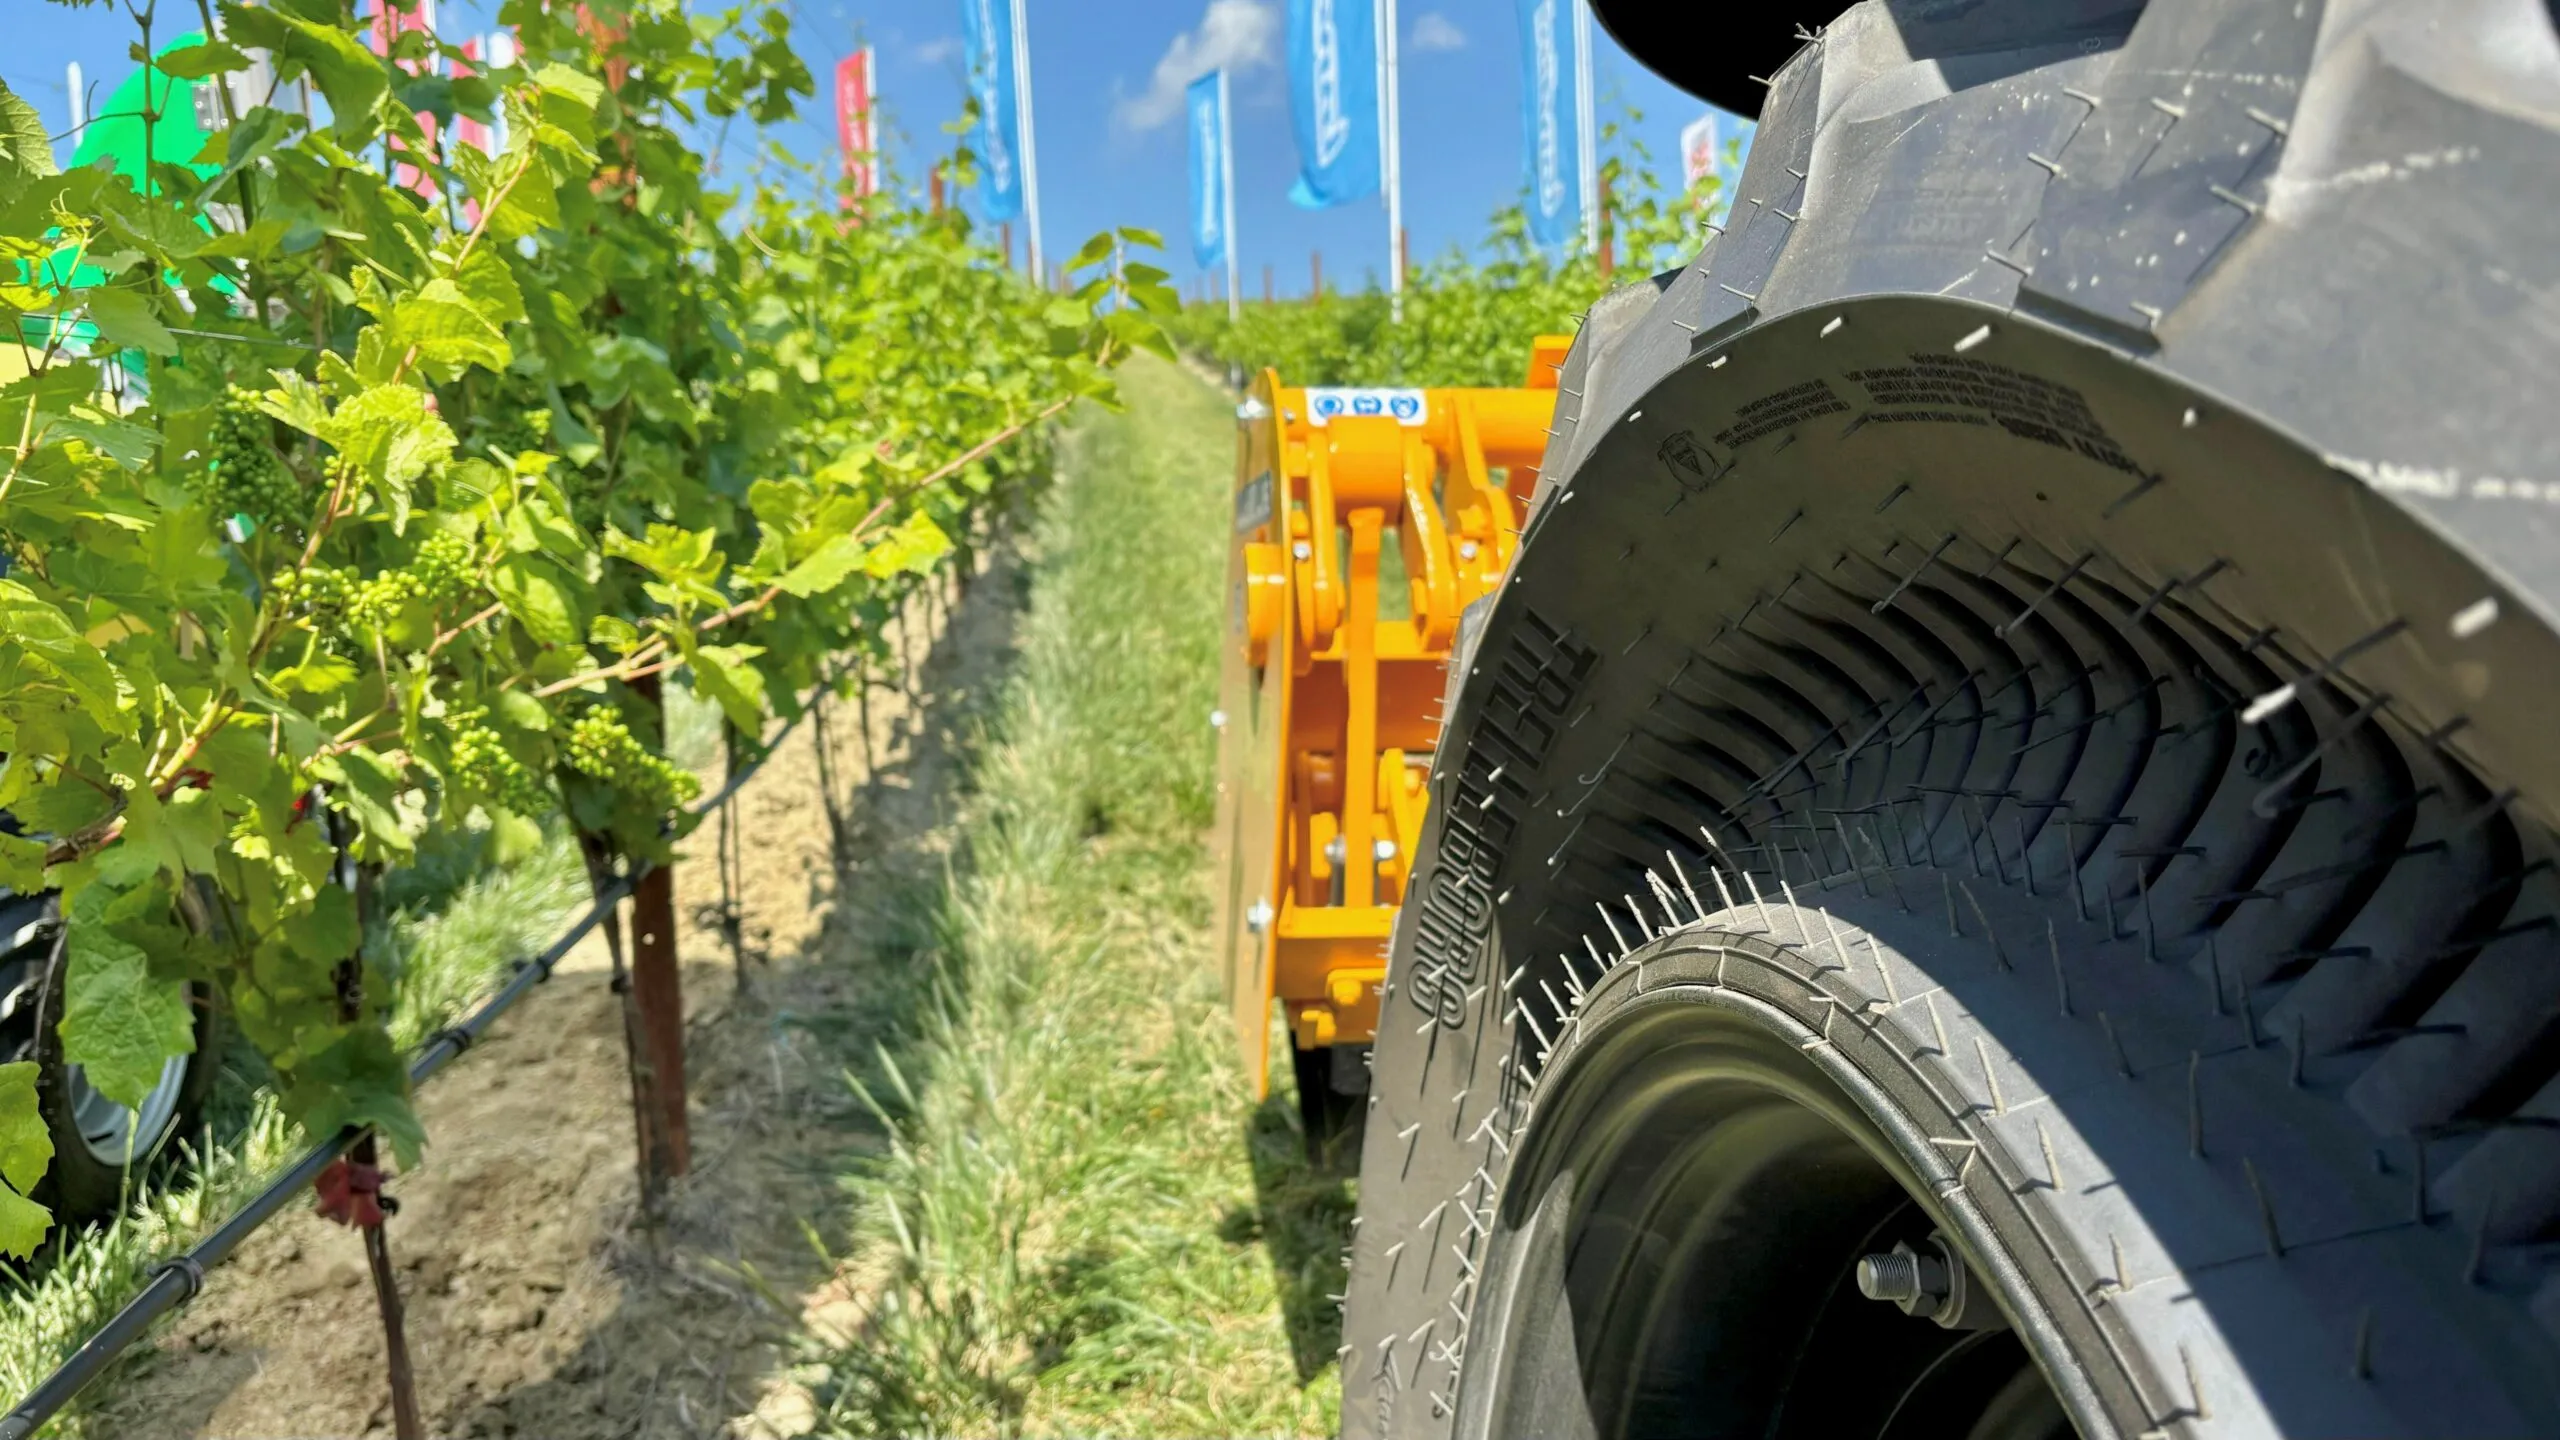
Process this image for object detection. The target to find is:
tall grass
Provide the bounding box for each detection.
[808,357,1349,1436]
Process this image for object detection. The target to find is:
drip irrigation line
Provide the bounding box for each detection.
[0,882,624,1439]
[0,658,858,1437]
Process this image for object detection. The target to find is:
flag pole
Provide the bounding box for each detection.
[1220,68,1241,323]
[1010,0,1045,286]
[861,44,880,197]
[1381,0,1404,321]
[1573,0,1598,257]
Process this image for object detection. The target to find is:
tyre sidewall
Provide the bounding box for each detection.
[1446,928,2120,1440]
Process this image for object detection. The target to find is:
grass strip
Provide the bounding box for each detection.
[804,356,1351,1437]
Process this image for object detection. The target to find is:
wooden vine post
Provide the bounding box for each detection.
[314,842,423,1440]
[574,676,692,1220]
[625,673,692,1205]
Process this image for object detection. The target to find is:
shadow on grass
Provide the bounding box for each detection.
[1229,1087,1357,1384]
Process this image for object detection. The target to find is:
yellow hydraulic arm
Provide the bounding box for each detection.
[1211,341,1571,1093]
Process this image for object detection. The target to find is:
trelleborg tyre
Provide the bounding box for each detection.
[1340,3,2560,1437]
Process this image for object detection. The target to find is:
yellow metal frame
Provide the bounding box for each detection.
[1212,341,1571,1094]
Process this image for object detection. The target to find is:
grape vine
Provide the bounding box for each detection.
[1166,122,1739,385]
[0,0,1170,1254]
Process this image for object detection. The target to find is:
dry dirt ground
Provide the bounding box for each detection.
[86,545,1028,1440]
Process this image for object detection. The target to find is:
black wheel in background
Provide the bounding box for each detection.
[0,894,222,1227]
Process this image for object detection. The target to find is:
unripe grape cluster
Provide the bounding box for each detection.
[473,403,551,461]
[444,707,551,817]
[202,386,302,527]
[563,706,701,813]
[266,564,353,611]
[276,534,476,631]
[409,532,475,608]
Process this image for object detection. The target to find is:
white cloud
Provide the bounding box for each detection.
[913,35,962,66]
[1407,11,1465,53]
[1113,0,1282,132]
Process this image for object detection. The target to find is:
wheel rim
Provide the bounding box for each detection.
[1465,990,2072,1440]
[68,1052,188,1168]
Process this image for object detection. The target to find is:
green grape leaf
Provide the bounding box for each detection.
[531,63,607,115]
[284,1027,424,1166]
[279,885,359,965]
[314,383,457,533]
[861,511,952,580]
[494,689,551,734]
[773,531,867,598]
[0,1062,52,1192]
[0,834,47,894]
[0,580,123,725]
[83,288,177,357]
[0,79,57,207]
[256,370,334,436]
[1127,282,1183,318]
[95,185,208,261]
[0,1183,48,1259]
[154,41,254,80]
[58,923,196,1109]
[587,614,642,652]
[385,277,511,376]
[44,407,159,470]
[272,651,360,696]
[463,137,562,242]
[1114,225,1165,249]
[602,524,721,588]
[325,746,416,861]
[198,106,299,201]
[489,553,588,645]
[1066,231,1116,271]
[221,2,389,142]
[690,643,769,735]
[504,499,594,568]
[120,785,226,880]
[453,247,528,329]
[745,477,812,531]
[140,502,233,593]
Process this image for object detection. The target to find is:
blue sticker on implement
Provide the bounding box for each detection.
[1306,387,1428,427]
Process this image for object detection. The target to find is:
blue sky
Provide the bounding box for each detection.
[12,1,1748,298]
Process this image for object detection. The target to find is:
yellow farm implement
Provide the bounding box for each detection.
[1211,342,1570,1152]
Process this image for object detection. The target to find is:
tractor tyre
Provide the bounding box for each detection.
[0,893,223,1227]
[1342,3,2560,1437]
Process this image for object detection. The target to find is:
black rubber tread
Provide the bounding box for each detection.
[1345,2,2560,1436]
[1352,537,2560,1436]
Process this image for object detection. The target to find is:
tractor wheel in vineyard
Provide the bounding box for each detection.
[1342,2,2560,1437]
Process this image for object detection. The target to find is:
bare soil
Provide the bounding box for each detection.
[87,544,1029,1440]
